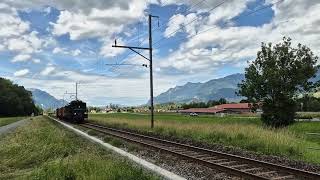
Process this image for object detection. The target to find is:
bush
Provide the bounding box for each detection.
[261,98,296,127]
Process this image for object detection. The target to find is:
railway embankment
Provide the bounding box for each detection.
[0,116,160,179]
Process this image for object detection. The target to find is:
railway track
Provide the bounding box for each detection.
[80,122,320,180]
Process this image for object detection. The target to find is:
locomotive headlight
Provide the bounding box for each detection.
[74,113,77,115]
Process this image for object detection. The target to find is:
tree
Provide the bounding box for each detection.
[0,77,39,117]
[239,99,249,103]
[238,37,319,127]
[296,95,320,112]
[218,98,227,105]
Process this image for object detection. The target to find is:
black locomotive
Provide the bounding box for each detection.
[56,100,88,123]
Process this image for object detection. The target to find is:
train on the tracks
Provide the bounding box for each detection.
[56,100,88,123]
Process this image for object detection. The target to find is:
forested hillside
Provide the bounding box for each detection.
[0,77,40,117]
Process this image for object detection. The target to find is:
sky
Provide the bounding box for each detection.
[0,0,319,106]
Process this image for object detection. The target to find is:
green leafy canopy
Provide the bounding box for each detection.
[238,37,319,127]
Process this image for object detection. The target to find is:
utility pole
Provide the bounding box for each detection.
[112,14,159,128]
[76,82,78,100]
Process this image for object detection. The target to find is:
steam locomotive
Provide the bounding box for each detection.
[56,100,88,123]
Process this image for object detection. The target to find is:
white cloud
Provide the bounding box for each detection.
[39,0,150,58]
[33,58,41,63]
[7,68,185,105]
[43,6,51,15]
[0,44,4,51]
[40,66,55,76]
[159,0,320,74]
[71,49,81,56]
[53,47,63,54]
[0,4,45,57]
[0,3,29,39]
[164,14,186,38]
[100,38,126,57]
[50,1,148,41]
[2,1,145,14]
[12,54,31,63]
[14,69,29,77]
[1,0,320,105]
[52,47,82,56]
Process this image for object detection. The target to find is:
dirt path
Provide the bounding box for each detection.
[0,118,29,136]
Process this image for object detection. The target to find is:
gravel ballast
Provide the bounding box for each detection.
[75,123,320,179]
[91,124,320,174]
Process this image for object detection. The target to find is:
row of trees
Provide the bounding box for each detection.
[296,96,320,112]
[181,98,227,109]
[0,78,40,117]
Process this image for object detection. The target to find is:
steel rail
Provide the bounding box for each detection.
[80,122,320,180]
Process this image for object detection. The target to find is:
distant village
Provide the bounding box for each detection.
[88,100,260,116]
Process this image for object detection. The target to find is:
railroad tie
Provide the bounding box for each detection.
[174,149,193,153]
[185,152,203,157]
[271,175,295,180]
[255,171,277,176]
[242,167,262,172]
[209,159,229,163]
[199,156,220,161]
[216,161,237,165]
[192,154,212,159]
[229,164,248,169]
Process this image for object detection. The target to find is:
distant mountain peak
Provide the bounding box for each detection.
[152,73,245,104]
[28,88,67,109]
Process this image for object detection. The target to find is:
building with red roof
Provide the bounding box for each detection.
[179,103,253,114]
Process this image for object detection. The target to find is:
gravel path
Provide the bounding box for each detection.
[0,118,29,136]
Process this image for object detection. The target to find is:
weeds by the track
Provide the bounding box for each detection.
[90,113,320,165]
[0,116,159,180]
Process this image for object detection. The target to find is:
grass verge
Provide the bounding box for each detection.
[0,116,159,180]
[89,113,320,165]
[0,117,26,127]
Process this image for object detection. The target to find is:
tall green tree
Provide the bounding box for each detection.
[0,77,39,117]
[238,37,319,127]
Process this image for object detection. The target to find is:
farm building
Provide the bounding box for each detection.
[179,103,254,115]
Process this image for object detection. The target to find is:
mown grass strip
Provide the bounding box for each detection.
[89,113,320,165]
[0,116,159,180]
[0,117,26,127]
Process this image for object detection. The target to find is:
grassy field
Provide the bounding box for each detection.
[296,112,320,119]
[0,117,26,127]
[0,116,159,180]
[89,113,320,165]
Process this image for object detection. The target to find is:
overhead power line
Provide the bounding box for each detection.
[111,0,283,69]
[125,0,208,45]
[152,0,208,33]
[154,0,284,49]
[153,0,228,46]
[112,0,226,69]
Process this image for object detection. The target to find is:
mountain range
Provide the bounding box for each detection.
[28,88,67,110]
[153,71,320,105]
[154,73,245,104]
[29,71,320,108]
